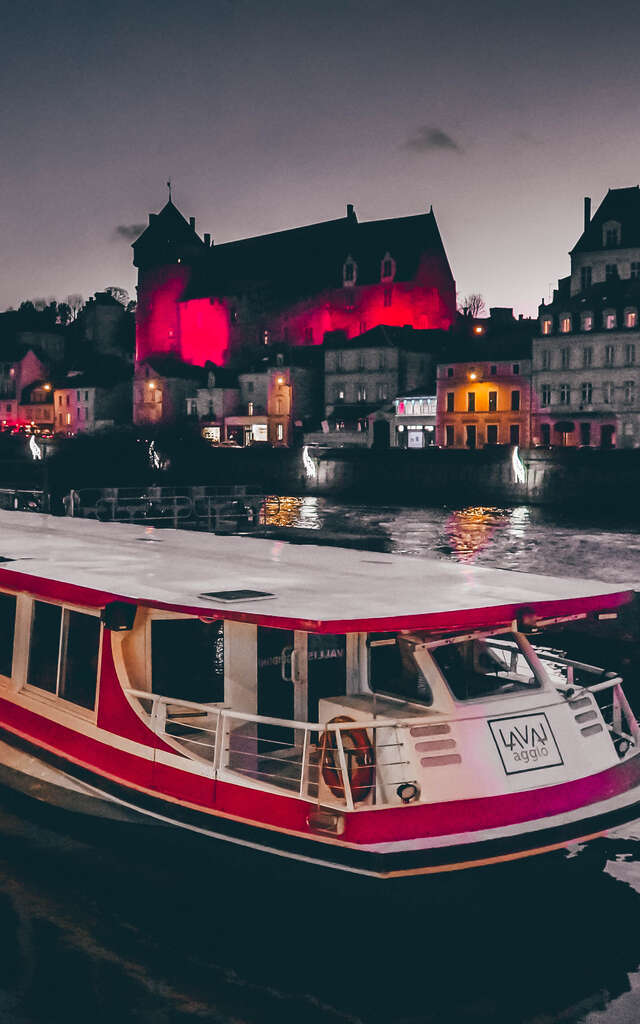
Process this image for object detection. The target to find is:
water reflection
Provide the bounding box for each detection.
[444,506,511,561]
[2,794,640,1024]
[263,495,323,530]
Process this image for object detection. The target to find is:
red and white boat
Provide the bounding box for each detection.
[0,509,639,879]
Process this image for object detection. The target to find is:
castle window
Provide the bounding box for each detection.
[381,253,396,281]
[603,222,621,247]
[581,312,593,331]
[383,287,392,307]
[343,256,357,286]
[580,266,592,290]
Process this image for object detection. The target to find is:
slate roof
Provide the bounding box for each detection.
[571,187,640,254]
[137,355,208,383]
[134,201,453,304]
[323,325,449,351]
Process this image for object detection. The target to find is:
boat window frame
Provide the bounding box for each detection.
[424,627,553,704]
[20,596,103,721]
[0,588,18,685]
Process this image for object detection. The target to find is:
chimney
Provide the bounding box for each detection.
[347,203,355,220]
[204,232,210,247]
[189,216,196,230]
[584,196,591,232]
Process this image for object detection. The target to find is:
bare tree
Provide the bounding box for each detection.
[65,294,84,321]
[105,286,130,307]
[458,293,486,317]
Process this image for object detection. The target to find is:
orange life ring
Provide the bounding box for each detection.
[320,715,375,803]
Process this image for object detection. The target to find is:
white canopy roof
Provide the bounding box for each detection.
[0,511,631,633]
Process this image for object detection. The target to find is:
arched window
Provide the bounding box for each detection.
[380,251,396,281]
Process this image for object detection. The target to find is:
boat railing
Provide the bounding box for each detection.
[125,689,415,811]
[125,665,640,810]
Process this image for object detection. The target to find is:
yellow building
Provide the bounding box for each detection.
[436,358,532,448]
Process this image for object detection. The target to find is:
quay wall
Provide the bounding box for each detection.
[0,444,639,508]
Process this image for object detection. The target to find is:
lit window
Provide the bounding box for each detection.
[541,385,551,407]
[263,330,270,345]
[581,382,593,404]
[560,384,571,405]
[560,316,571,333]
[541,319,552,335]
[625,309,638,328]
[580,266,592,290]
[357,385,367,402]
[606,313,617,330]
[248,402,254,416]
[581,313,593,331]
[605,344,615,366]
[277,423,284,441]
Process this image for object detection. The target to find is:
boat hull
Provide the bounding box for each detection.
[1,726,639,879]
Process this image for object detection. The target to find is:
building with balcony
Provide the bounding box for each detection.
[436,358,532,448]
[533,187,640,447]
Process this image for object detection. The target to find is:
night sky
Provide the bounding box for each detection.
[3,0,639,317]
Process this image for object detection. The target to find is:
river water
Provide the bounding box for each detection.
[3,500,640,1024]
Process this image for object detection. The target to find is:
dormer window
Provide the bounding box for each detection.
[380,252,396,282]
[603,220,621,247]
[343,256,357,286]
[541,318,552,335]
[605,310,617,330]
[560,315,571,334]
[581,312,593,331]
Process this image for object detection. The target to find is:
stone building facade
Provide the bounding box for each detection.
[533,187,640,447]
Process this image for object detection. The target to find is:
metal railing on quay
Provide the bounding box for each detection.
[0,487,45,512]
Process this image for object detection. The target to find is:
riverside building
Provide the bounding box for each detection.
[533,187,640,448]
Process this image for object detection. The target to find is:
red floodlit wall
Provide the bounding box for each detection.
[136,260,456,365]
[135,264,191,361]
[178,297,230,367]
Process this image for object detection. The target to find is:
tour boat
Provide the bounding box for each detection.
[0,509,639,879]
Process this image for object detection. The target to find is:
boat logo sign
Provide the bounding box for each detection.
[488,712,563,775]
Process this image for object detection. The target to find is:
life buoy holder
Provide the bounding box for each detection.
[319,715,375,804]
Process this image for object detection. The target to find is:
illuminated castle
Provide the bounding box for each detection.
[132,199,456,371]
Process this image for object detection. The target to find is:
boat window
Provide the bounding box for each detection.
[59,610,100,710]
[0,593,16,678]
[28,602,61,694]
[28,602,100,710]
[368,633,433,705]
[151,619,224,702]
[431,633,541,701]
